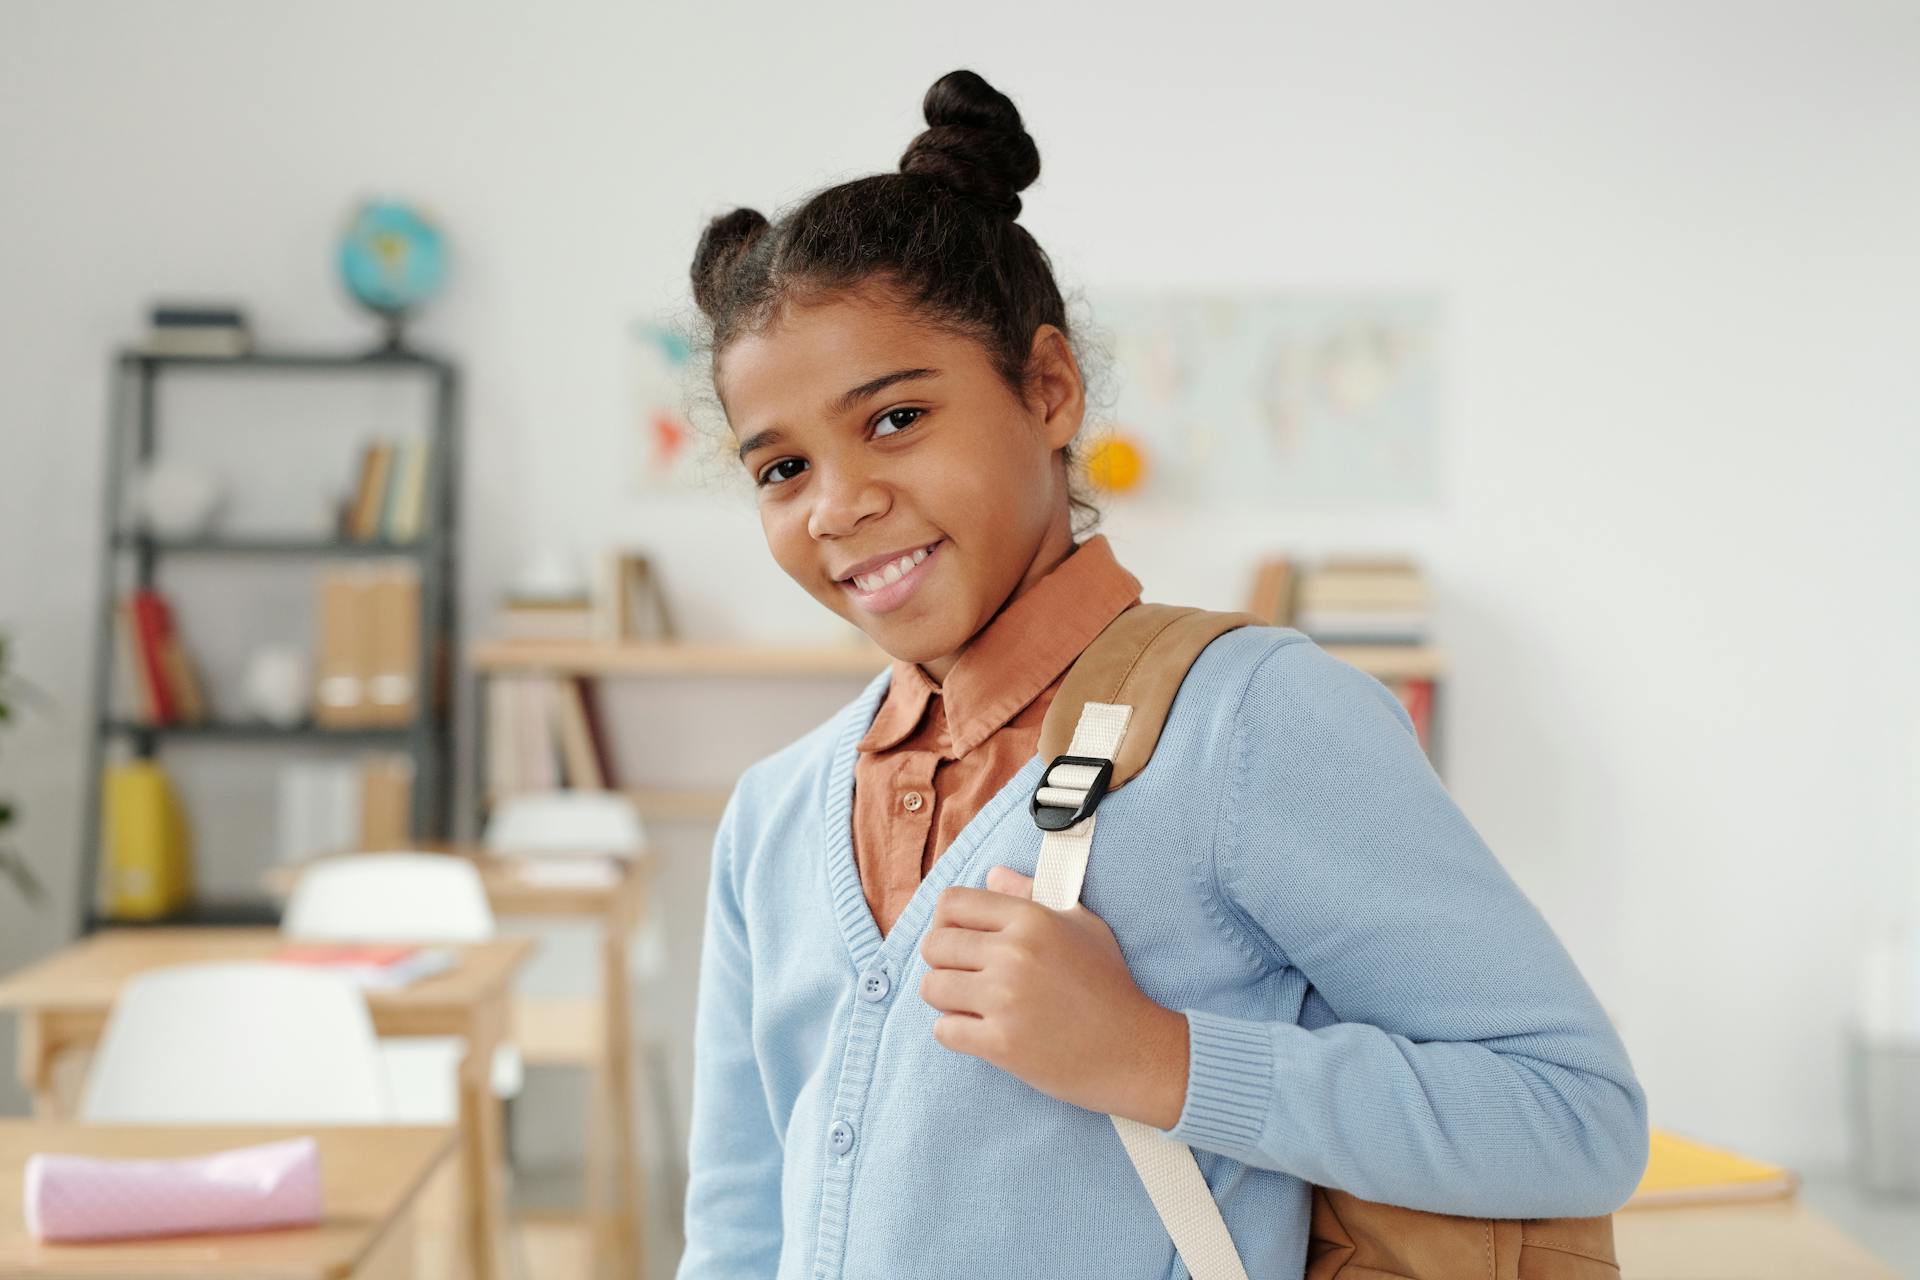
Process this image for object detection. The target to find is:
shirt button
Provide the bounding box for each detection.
[859,968,891,1002]
[901,790,924,813]
[828,1120,856,1156]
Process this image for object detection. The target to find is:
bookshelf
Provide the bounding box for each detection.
[469,639,887,830]
[469,637,1447,826]
[77,348,462,934]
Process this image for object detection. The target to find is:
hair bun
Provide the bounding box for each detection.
[898,70,1040,219]
[690,206,771,319]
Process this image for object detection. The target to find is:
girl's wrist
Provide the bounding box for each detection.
[1117,1000,1190,1131]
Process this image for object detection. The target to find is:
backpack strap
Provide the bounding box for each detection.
[1028,603,1260,1280]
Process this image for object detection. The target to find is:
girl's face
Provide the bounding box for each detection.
[717,284,1085,681]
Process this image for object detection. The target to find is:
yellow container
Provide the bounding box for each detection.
[103,761,193,919]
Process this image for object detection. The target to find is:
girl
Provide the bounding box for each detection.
[676,69,1648,1280]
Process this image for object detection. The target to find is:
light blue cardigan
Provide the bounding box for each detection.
[676,625,1650,1280]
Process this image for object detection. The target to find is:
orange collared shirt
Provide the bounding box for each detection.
[852,533,1144,939]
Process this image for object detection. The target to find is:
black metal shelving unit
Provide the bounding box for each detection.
[77,347,462,934]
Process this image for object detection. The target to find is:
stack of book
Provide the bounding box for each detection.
[274,754,415,861]
[341,437,432,544]
[312,565,423,728]
[143,304,252,358]
[117,587,210,726]
[1245,555,1436,755]
[1293,556,1431,646]
[486,674,618,796]
[492,551,675,645]
[496,593,596,643]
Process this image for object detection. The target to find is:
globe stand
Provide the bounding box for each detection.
[366,309,413,358]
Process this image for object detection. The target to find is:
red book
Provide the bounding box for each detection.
[128,589,177,724]
[272,943,455,990]
[1401,678,1434,752]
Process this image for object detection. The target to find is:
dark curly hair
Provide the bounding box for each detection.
[687,68,1104,535]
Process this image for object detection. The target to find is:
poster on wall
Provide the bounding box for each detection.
[632,318,706,491]
[1087,292,1442,507]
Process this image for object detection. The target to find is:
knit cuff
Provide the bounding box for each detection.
[1161,1008,1274,1161]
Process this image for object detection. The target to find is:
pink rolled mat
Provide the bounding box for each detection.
[23,1135,323,1243]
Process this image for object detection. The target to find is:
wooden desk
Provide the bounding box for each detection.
[264,842,655,1280]
[0,1122,454,1278]
[0,931,532,1280]
[1615,1196,1900,1278]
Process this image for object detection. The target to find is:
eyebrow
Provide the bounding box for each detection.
[735,367,942,463]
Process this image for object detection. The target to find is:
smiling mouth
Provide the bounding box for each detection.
[840,540,941,593]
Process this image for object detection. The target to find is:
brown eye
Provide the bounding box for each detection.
[873,407,925,438]
[757,458,807,488]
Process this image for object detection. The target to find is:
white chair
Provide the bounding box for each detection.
[281,851,523,1120]
[80,961,391,1123]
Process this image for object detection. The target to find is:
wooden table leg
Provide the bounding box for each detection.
[603,916,648,1280]
[459,999,508,1280]
[15,1013,60,1119]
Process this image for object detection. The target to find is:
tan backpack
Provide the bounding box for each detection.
[1030,603,1622,1280]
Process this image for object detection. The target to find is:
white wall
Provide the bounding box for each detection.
[2,0,1916,1178]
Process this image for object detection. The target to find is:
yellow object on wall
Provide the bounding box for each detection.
[103,761,193,919]
[1082,433,1147,494]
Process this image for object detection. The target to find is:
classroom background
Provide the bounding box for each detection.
[1,2,1916,1277]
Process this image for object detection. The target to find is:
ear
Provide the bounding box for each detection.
[1025,324,1085,453]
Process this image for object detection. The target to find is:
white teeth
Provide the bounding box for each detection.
[851,543,934,593]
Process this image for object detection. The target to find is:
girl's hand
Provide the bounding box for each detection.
[918,865,1191,1129]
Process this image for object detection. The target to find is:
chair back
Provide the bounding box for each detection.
[80,961,390,1123]
[484,790,646,858]
[282,851,494,941]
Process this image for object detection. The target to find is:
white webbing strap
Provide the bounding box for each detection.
[1030,701,1253,1280]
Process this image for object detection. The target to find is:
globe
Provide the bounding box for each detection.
[337,200,448,351]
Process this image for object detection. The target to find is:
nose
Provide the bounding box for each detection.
[807,459,890,541]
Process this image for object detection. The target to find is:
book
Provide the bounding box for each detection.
[150,304,249,328]
[1297,573,1429,609]
[127,589,177,724]
[518,676,560,791]
[486,674,518,802]
[497,598,597,643]
[359,753,414,850]
[350,442,395,541]
[1246,557,1296,626]
[1397,678,1434,752]
[342,444,378,538]
[554,676,605,789]
[272,943,455,991]
[365,566,420,726]
[152,595,209,724]
[117,600,158,724]
[1626,1129,1799,1207]
[1293,606,1430,645]
[313,569,372,728]
[384,436,431,543]
[573,675,618,788]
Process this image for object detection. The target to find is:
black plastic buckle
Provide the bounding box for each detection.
[1029,754,1115,832]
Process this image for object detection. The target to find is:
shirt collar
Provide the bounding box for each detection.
[857,533,1144,756]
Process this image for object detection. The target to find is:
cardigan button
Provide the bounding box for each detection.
[828,1120,855,1156]
[859,968,891,1002]
[901,790,924,813]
